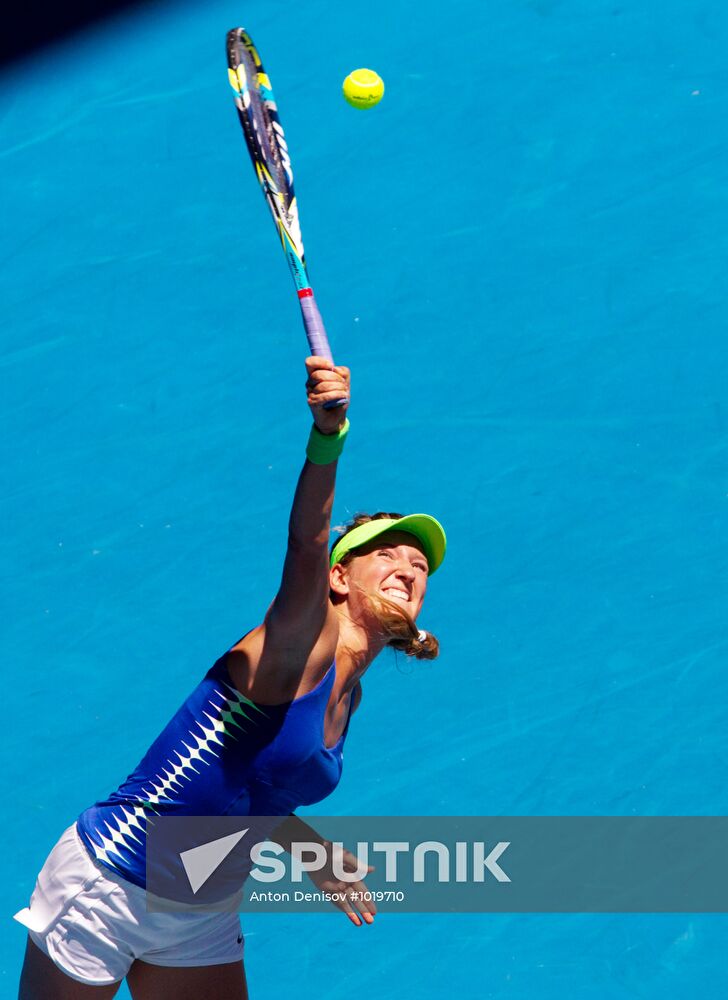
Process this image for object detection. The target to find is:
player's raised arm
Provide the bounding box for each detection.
[263,357,350,649]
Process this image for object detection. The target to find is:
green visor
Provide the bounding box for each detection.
[329,514,447,575]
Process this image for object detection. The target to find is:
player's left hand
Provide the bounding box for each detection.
[305,842,376,926]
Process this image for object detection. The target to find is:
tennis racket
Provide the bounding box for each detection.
[227,27,345,406]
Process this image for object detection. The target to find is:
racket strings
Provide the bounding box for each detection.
[230,36,293,217]
[226,28,310,289]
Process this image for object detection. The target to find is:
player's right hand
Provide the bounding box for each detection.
[305,356,350,434]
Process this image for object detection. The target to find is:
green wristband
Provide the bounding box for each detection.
[306,419,350,465]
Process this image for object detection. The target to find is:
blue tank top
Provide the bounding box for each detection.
[76,653,352,889]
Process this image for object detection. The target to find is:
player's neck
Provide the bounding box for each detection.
[334,615,386,688]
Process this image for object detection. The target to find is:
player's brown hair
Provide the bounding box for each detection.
[332,512,439,660]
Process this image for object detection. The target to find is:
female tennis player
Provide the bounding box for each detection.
[16,356,446,999]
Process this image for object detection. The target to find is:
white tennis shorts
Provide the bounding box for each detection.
[13,823,245,986]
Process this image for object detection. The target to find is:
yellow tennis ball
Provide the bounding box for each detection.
[342,68,385,109]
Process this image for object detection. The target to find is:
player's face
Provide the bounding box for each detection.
[343,531,429,619]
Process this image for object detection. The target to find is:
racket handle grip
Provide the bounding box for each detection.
[299,290,347,410]
[299,289,331,361]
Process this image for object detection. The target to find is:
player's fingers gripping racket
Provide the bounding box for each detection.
[226,28,346,408]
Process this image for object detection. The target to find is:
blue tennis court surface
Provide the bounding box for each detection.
[3,0,727,995]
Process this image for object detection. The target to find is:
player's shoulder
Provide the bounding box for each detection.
[352,682,363,714]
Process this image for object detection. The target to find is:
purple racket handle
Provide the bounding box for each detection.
[298,289,347,409]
